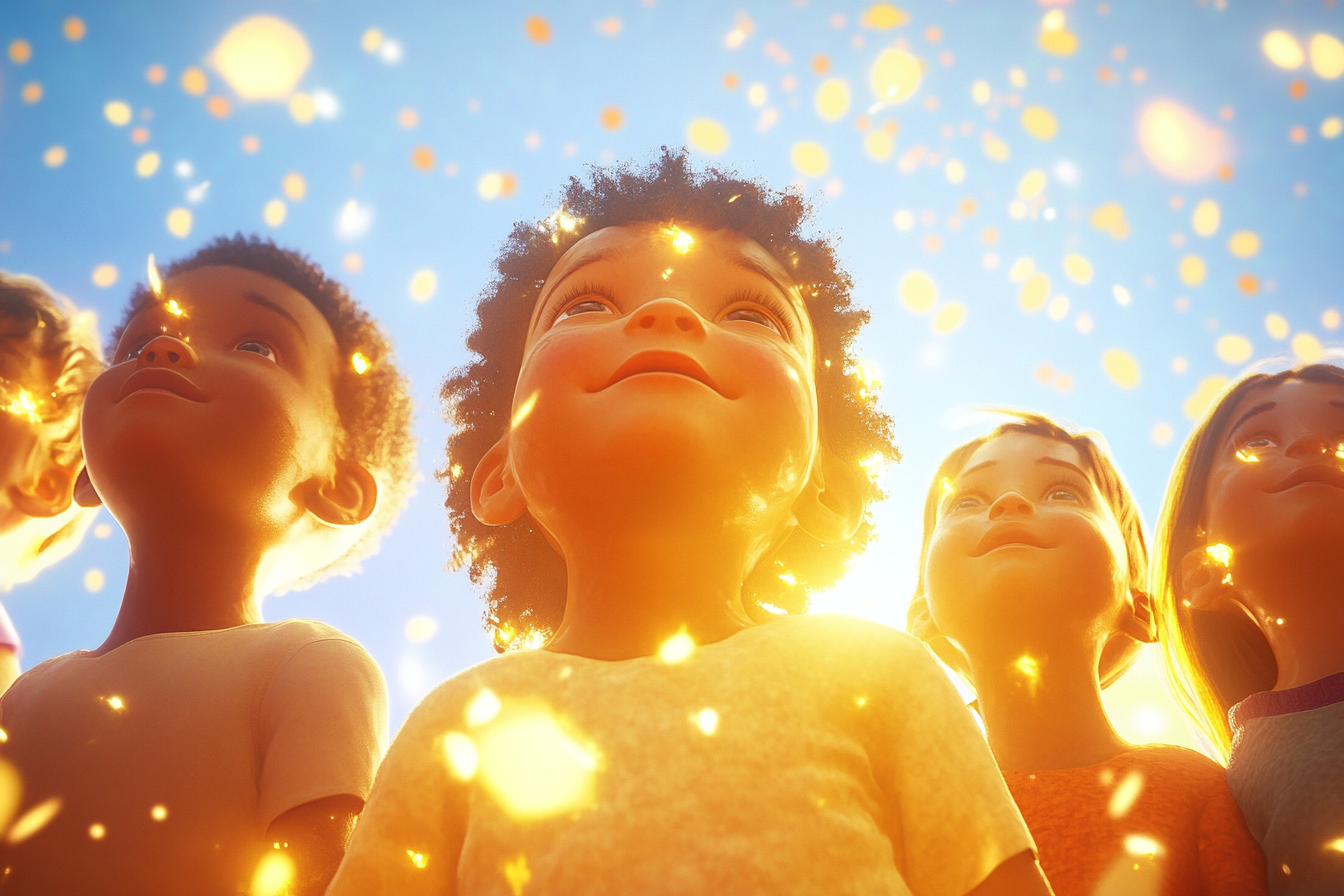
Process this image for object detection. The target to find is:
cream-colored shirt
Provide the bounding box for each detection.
[331,614,1033,896]
[0,619,387,896]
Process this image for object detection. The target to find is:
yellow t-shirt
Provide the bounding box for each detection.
[0,619,387,896]
[330,614,1034,896]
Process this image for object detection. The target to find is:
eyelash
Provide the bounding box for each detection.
[542,282,617,328]
[723,288,796,336]
[943,477,1089,511]
[541,283,797,337]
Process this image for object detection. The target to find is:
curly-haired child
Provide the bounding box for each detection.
[0,238,414,896]
[1153,361,1344,894]
[0,271,103,692]
[907,411,1265,896]
[331,151,1049,896]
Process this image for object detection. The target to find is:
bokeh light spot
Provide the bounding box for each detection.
[1152,422,1174,446]
[932,301,966,335]
[815,77,851,121]
[8,40,32,65]
[411,145,436,171]
[63,17,86,41]
[869,48,921,104]
[409,268,438,302]
[1215,334,1253,364]
[599,106,624,130]
[289,93,316,124]
[1090,202,1129,239]
[20,82,42,103]
[206,96,232,118]
[83,569,105,592]
[861,3,909,30]
[790,141,830,177]
[864,130,893,161]
[898,270,937,314]
[1018,169,1046,199]
[146,64,166,85]
[91,264,118,288]
[180,67,208,96]
[1265,313,1290,340]
[1322,309,1341,330]
[477,172,518,200]
[1263,30,1304,69]
[1178,254,1206,286]
[361,28,383,53]
[1311,34,1344,79]
[945,159,965,184]
[525,15,552,44]
[211,16,311,101]
[1322,116,1343,139]
[405,614,438,644]
[42,146,67,168]
[263,199,286,227]
[1020,106,1058,140]
[166,207,193,238]
[6,797,61,845]
[1191,199,1220,236]
[1227,231,1260,258]
[686,118,729,154]
[981,131,1010,162]
[1063,253,1094,285]
[1102,349,1140,389]
[251,852,295,896]
[104,101,133,126]
[1138,100,1232,182]
[135,151,161,178]
[476,706,598,820]
[1292,332,1324,363]
[1184,375,1230,420]
[1019,272,1051,312]
[343,252,363,274]
[282,172,306,200]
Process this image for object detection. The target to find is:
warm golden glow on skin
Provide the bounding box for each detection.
[1014,654,1042,696]
[442,732,479,780]
[350,351,371,375]
[1106,770,1145,818]
[106,695,126,711]
[511,391,539,429]
[150,804,168,821]
[1124,834,1163,856]
[778,571,797,586]
[4,389,42,424]
[5,797,62,845]
[658,629,695,663]
[1235,449,1260,463]
[163,298,187,318]
[502,854,531,896]
[406,850,428,869]
[663,225,695,254]
[147,253,164,298]
[465,688,502,727]
[1205,543,1233,567]
[691,707,719,735]
[475,707,599,820]
[250,850,295,896]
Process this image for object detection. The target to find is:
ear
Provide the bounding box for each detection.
[471,434,528,526]
[301,458,378,527]
[1178,545,1240,612]
[9,462,76,519]
[73,467,102,508]
[1116,588,1158,644]
[792,444,865,544]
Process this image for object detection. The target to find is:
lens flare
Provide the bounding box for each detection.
[5,797,62,845]
[442,732,479,780]
[1125,834,1164,856]
[476,705,599,820]
[664,226,695,254]
[692,708,719,735]
[351,352,371,374]
[466,688,502,727]
[511,391,539,429]
[1206,543,1233,566]
[502,855,531,896]
[250,851,295,896]
[659,629,695,663]
[407,850,429,869]
[147,254,164,298]
[1107,771,1145,818]
[211,16,311,101]
[1138,100,1232,182]
[164,299,187,318]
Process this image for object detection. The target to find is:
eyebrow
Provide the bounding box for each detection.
[1226,402,1275,441]
[539,249,621,305]
[733,256,797,305]
[955,456,1090,482]
[242,291,307,344]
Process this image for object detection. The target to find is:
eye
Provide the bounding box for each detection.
[947,494,983,512]
[558,300,610,320]
[236,340,277,362]
[722,307,784,335]
[1046,488,1081,502]
[1243,437,1275,449]
[120,339,151,363]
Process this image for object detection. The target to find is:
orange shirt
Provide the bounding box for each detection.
[1005,744,1267,896]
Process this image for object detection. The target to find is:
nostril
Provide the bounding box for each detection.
[675,317,693,331]
[638,315,655,329]
[145,351,156,363]
[167,352,180,363]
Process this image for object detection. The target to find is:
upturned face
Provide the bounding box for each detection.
[924,432,1130,659]
[82,266,342,540]
[1201,378,1344,623]
[504,223,819,555]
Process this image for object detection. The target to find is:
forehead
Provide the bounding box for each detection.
[145,265,337,346]
[1225,378,1344,427]
[962,430,1087,475]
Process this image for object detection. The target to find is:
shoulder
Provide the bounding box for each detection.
[1124,743,1227,779]
[398,650,564,733]
[0,650,83,710]
[745,613,938,669]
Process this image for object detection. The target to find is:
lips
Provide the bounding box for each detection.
[1268,463,1344,493]
[972,523,1053,557]
[598,350,724,395]
[115,368,209,404]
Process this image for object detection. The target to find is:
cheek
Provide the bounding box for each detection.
[923,524,982,630]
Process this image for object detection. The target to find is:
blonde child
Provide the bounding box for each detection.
[908,411,1265,895]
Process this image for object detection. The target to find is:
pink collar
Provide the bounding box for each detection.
[1230,670,1344,733]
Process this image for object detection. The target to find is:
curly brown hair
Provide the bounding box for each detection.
[440,149,898,647]
[109,235,415,584]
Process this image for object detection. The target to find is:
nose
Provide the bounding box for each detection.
[137,334,198,370]
[988,491,1034,521]
[1285,432,1335,460]
[624,297,706,338]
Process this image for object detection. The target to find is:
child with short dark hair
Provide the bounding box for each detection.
[1153,362,1344,894]
[331,151,1049,896]
[0,272,103,690]
[0,237,414,895]
[907,411,1265,896]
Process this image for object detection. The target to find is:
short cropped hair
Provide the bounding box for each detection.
[906,410,1149,690]
[1152,362,1343,760]
[0,271,104,590]
[109,236,415,584]
[441,149,898,646]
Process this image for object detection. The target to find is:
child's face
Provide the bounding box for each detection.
[1201,379,1344,619]
[504,223,818,550]
[83,266,343,540]
[925,432,1130,658]
[0,316,57,533]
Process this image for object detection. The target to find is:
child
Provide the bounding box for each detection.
[0,237,414,895]
[331,151,1050,896]
[0,272,103,691]
[907,412,1266,896]
[1153,362,1344,893]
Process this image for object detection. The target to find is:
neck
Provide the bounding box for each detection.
[545,525,754,660]
[94,519,263,655]
[1263,595,1344,691]
[968,642,1129,773]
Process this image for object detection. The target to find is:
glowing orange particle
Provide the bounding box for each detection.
[1237,273,1260,295]
[131,127,150,144]
[63,17,86,41]
[1218,164,1235,180]
[1290,126,1307,144]
[524,15,552,43]
[812,54,831,74]
[20,82,42,103]
[180,66,208,96]
[397,107,419,128]
[925,25,942,42]
[722,72,739,89]
[8,39,32,65]
[206,96,232,118]
[241,135,260,154]
[1289,80,1307,100]
[599,106,624,130]
[146,64,166,85]
[411,145,435,171]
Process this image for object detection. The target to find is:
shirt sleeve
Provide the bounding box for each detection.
[1197,776,1268,896]
[254,636,388,828]
[882,641,1036,896]
[0,602,22,654]
[328,686,470,896]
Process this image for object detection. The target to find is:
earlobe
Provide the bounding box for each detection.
[1117,588,1158,644]
[304,459,378,527]
[471,435,529,526]
[73,467,102,508]
[10,463,78,518]
[792,445,865,544]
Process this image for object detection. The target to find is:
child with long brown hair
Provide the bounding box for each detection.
[908,411,1265,896]
[1153,361,1344,894]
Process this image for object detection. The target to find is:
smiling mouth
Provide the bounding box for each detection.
[1268,464,1344,493]
[115,368,209,404]
[972,524,1053,557]
[597,350,725,395]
